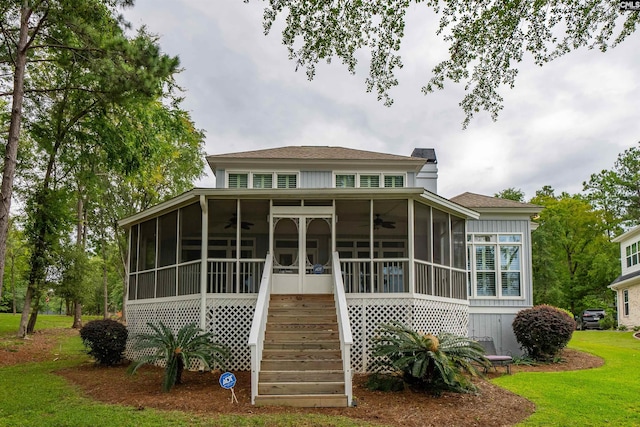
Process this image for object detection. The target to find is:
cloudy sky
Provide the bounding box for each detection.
[124,1,639,200]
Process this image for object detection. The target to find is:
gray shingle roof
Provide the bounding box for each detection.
[207,146,422,162]
[450,192,541,210]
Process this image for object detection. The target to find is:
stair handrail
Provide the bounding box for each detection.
[332,251,353,406]
[248,253,273,405]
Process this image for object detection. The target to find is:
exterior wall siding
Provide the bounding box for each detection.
[617,285,640,328]
[468,312,522,356]
[301,171,332,188]
[216,168,226,188]
[466,219,534,308]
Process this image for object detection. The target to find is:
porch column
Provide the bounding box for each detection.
[408,199,415,294]
[199,195,208,330]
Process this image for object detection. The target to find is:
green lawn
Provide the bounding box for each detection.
[494,330,640,426]
[0,313,101,336]
[2,317,639,427]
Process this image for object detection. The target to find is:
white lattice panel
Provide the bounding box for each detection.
[206,297,256,371]
[347,297,469,373]
[126,299,201,369]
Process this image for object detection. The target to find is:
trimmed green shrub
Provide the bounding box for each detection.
[80,319,128,365]
[370,321,490,395]
[366,373,405,392]
[599,312,616,330]
[128,322,229,392]
[512,305,575,362]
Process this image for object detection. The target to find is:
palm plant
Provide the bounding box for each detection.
[127,322,229,392]
[371,321,490,394]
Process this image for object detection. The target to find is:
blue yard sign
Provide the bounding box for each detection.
[219,372,236,389]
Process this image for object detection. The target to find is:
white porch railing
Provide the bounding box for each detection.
[248,254,273,405]
[332,252,353,407]
[207,259,265,293]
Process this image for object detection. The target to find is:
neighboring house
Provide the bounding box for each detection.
[449,193,540,355]
[120,146,539,407]
[610,225,640,328]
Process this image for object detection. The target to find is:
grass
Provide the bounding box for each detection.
[0,313,102,337]
[494,330,640,426]
[0,317,372,427]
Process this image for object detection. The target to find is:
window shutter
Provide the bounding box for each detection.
[360,175,380,188]
[228,173,248,188]
[384,175,404,188]
[277,174,297,189]
[336,174,355,188]
[253,174,273,189]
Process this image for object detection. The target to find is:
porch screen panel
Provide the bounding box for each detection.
[451,216,465,269]
[130,225,139,273]
[158,211,177,267]
[336,200,370,293]
[138,219,156,271]
[373,199,408,293]
[179,202,202,263]
[432,208,450,266]
[240,200,269,292]
[414,202,431,262]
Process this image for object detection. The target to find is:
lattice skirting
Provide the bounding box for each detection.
[126,296,466,373]
[126,297,256,371]
[347,297,469,372]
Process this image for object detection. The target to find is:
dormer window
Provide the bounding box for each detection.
[277,174,297,189]
[360,175,380,188]
[228,173,248,188]
[384,175,404,188]
[253,173,273,189]
[336,174,356,188]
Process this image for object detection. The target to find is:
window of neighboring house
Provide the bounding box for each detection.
[626,241,640,267]
[277,173,297,189]
[228,173,248,188]
[384,175,404,188]
[253,173,273,189]
[360,175,380,188]
[335,174,356,188]
[468,234,523,298]
[624,289,629,316]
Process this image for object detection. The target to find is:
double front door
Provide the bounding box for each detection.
[271,207,333,294]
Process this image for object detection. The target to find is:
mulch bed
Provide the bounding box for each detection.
[1,328,604,427]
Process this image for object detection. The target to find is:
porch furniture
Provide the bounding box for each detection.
[475,337,512,374]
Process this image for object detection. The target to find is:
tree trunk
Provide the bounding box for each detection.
[10,250,16,315]
[27,296,40,334]
[72,301,82,329]
[17,285,34,338]
[65,299,72,316]
[0,5,33,300]
[176,357,184,385]
[103,245,108,320]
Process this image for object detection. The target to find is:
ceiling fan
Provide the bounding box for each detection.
[373,214,396,230]
[224,214,254,230]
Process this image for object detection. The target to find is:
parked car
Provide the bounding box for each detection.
[577,309,606,330]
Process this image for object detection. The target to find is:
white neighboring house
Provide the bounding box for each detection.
[119,146,540,407]
[610,225,640,328]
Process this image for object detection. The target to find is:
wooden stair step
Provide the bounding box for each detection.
[265,330,339,340]
[259,370,344,382]
[261,359,344,371]
[264,341,340,350]
[259,381,345,395]
[267,315,338,323]
[254,394,348,408]
[262,349,342,360]
[270,294,334,302]
[266,323,338,331]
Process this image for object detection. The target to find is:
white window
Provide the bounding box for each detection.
[253,173,273,189]
[467,233,522,298]
[228,173,248,188]
[360,175,380,188]
[626,241,640,267]
[624,289,629,316]
[277,173,297,189]
[384,175,404,188]
[335,174,356,188]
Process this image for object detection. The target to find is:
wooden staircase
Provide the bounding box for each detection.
[254,294,348,407]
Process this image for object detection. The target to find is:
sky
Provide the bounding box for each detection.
[123,1,640,200]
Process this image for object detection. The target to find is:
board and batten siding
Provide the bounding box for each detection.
[301,171,332,188]
[469,312,522,356]
[216,168,226,188]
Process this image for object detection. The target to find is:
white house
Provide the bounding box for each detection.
[120,146,539,407]
[610,225,640,328]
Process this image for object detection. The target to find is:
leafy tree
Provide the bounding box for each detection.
[370,321,489,394]
[128,322,229,392]
[584,143,640,232]
[530,189,618,314]
[256,1,639,126]
[495,187,525,202]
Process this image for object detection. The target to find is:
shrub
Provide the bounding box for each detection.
[80,319,128,366]
[127,322,229,392]
[599,312,616,330]
[366,373,405,392]
[370,321,490,395]
[633,326,640,332]
[618,324,628,331]
[512,305,575,362]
